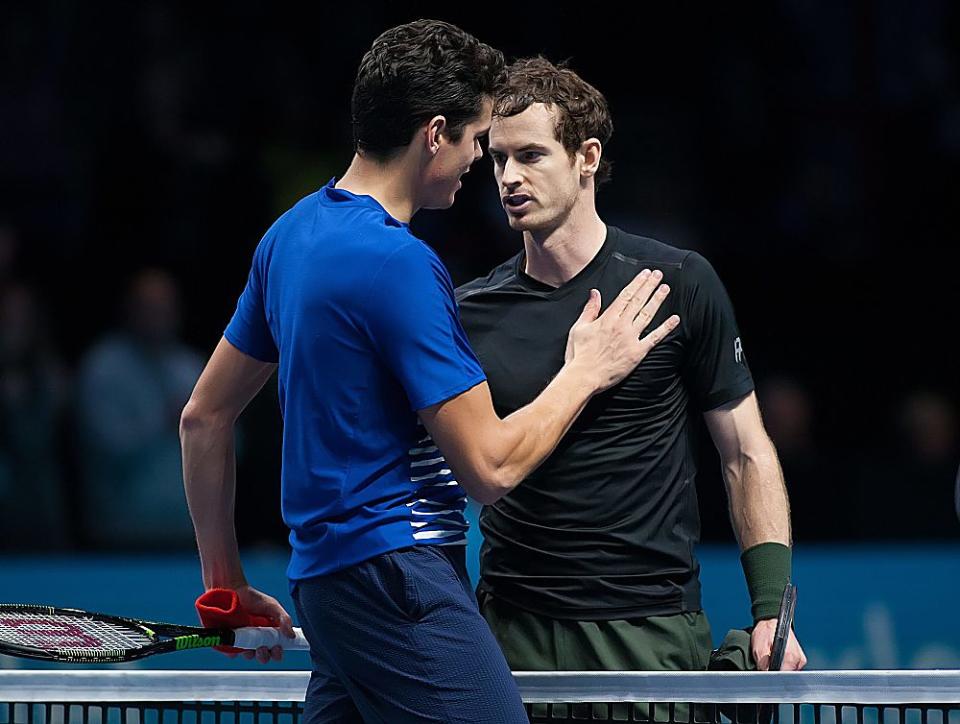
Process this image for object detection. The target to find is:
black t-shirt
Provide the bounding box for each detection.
[455,226,755,620]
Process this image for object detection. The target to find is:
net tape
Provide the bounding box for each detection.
[2,671,960,704]
[2,671,960,724]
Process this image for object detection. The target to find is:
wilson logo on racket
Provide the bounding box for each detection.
[174,634,222,651]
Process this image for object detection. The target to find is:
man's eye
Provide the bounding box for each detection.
[523,152,543,162]
[492,154,506,165]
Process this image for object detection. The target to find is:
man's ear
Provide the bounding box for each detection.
[424,115,448,155]
[579,137,603,178]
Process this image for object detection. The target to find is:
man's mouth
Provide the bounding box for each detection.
[503,194,532,210]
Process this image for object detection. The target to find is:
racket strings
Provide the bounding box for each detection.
[0,613,153,650]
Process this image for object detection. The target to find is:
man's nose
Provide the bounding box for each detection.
[501,158,522,188]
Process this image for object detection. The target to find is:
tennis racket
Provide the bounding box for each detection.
[768,582,797,671]
[0,604,310,663]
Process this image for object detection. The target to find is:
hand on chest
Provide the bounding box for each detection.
[470,287,685,416]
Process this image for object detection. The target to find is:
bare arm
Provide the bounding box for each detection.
[703,391,790,548]
[422,270,679,505]
[180,336,294,660]
[420,368,592,505]
[704,391,806,670]
[180,337,277,590]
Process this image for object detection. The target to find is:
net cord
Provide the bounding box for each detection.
[2,670,960,705]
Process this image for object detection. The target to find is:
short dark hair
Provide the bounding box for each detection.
[352,19,506,160]
[495,57,614,189]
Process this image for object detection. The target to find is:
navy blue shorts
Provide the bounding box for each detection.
[292,544,527,723]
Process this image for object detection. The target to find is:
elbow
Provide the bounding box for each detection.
[461,465,518,505]
[470,481,506,506]
[179,399,231,440]
[179,400,205,439]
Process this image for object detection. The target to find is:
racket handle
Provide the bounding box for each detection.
[232,626,311,651]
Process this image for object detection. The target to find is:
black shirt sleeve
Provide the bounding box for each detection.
[680,252,755,411]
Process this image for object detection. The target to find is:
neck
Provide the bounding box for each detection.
[336,152,419,223]
[522,201,607,287]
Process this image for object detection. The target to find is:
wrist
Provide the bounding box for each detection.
[200,554,247,591]
[740,542,791,622]
[560,359,602,397]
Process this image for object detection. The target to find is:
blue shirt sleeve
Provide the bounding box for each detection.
[364,240,486,411]
[224,241,279,363]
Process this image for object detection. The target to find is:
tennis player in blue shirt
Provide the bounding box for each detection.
[180,19,679,723]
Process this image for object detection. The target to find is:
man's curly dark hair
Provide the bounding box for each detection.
[495,56,614,190]
[352,20,506,160]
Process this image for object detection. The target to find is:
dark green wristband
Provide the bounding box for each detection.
[740,542,791,622]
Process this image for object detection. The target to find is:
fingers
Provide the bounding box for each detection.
[266,601,295,639]
[575,289,602,326]
[259,593,296,639]
[637,315,680,355]
[749,619,776,671]
[782,632,808,671]
[751,624,806,671]
[248,645,284,664]
[752,639,772,671]
[606,269,654,318]
[631,283,671,334]
[240,586,297,639]
[622,270,665,323]
[240,645,284,664]
[277,609,296,638]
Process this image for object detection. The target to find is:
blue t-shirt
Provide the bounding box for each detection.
[225,179,486,581]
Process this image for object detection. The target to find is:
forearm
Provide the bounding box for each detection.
[723,438,791,550]
[428,363,597,505]
[490,362,596,493]
[180,410,246,590]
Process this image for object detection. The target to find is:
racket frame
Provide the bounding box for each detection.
[0,604,243,664]
[769,583,797,671]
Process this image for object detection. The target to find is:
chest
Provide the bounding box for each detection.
[463,272,687,417]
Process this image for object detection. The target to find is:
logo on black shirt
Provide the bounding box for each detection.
[734,337,744,364]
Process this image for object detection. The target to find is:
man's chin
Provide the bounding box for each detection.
[504,213,535,232]
[424,193,458,211]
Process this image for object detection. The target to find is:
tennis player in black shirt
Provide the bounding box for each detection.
[454,58,807,673]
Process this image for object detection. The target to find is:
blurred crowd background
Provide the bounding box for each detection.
[1,2,958,554]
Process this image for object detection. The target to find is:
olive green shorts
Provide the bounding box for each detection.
[479,591,713,671]
[479,592,714,723]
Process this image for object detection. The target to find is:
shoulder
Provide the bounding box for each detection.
[265,191,321,238]
[455,252,522,303]
[608,227,722,288]
[363,235,458,312]
[377,232,446,277]
[247,192,321,266]
[607,226,694,268]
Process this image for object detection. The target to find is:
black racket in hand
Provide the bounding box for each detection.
[769,583,797,671]
[0,604,310,664]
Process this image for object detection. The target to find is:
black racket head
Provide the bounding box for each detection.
[769,583,797,671]
[0,604,159,663]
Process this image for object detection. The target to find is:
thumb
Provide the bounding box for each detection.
[576,289,601,324]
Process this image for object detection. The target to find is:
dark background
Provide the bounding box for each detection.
[1,2,958,551]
